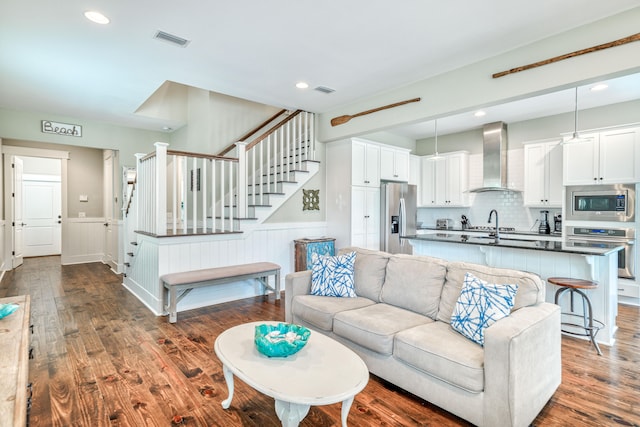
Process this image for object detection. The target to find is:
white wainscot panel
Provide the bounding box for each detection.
[124,223,328,318]
[62,218,106,265]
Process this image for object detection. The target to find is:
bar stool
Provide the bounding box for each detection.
[548,277,603,356]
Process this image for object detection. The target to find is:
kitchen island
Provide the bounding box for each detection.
[405,232,622,346]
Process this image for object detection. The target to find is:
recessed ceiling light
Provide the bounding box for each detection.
[84,11,110,25]
[590,83,608,91]
[296,82,309,89]
[474,110,486,118]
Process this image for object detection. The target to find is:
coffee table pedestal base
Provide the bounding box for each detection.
[220,364,355,427]
[275,400,310,427]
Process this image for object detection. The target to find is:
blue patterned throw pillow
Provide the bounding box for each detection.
[450,272,518,346]
[311,252,357,297]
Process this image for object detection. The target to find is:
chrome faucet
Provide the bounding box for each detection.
[488,209,500,243]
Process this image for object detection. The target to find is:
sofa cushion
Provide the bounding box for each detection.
[394,321,485,393]
[437,262,544,324]
[291,295,375,331]
[339,247,391,301]
[380,254,447,319]
[311,251,356,297]
[450,272,518,346]
[333,303,431,355]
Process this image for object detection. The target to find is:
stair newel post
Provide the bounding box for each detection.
[304,111,309,161]
[171,155,178,235]
[235,141,248,221]
[134,153,145,233]
[154,142,169,236]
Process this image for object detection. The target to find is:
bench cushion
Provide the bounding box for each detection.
[162,262,280,286]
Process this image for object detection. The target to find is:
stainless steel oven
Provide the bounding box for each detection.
[565,184,635,222]
[567,226,636,279]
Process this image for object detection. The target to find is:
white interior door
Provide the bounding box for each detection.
[12,157,24,268]
[23,179,62,257]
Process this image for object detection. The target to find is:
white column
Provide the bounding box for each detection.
[154,142,169,236]
[134,153,145,232]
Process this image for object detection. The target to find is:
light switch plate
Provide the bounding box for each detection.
[78,212,86,218]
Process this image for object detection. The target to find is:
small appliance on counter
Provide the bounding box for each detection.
[554,214,562,233]
[436,218,453,230]
[538,210,550,234]
[461,215,470,230]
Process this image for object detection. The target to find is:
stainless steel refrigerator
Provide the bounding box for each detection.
[380,182,417,254]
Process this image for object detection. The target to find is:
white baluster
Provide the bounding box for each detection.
[286,120,291,181]
[211,159,217,232]
[220,161,226,231]
[202,158,208,233]
[236,142,248,219]
[192,157,197,233]
[228,160,234,231]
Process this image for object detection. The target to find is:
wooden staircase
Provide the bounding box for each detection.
[121,110,318,276]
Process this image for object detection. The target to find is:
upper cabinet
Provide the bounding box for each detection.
[563,127,639,185]
[420,151,469,207]
[351,140,380,187]
[523,139,563,207]
[380,146,410,182]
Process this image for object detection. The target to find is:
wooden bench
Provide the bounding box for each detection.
[161,262,281,323]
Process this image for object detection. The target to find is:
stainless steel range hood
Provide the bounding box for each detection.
[468,121,519,193]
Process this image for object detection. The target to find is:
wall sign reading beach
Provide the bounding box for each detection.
[41,120,82,137]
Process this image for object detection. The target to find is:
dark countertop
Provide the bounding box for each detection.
[417,226,562,238]
[405,233,623,256]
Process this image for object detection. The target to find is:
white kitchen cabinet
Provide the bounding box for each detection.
[351,140,380,187]
[420,151,468,207]
[563,127,639,185]
[350,187,380,250]
[380,146,410,182]
[523,139,563,207]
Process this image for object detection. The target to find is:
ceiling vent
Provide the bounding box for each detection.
[314,86,335,94]
[154,30,190,47]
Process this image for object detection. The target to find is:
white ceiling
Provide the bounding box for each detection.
[1,1,639,135]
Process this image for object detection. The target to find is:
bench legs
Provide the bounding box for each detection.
[164,269,281,324]
[168,285,178,323]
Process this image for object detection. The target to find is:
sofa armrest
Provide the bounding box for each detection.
[483,302,561,427]
[284,270,312,323]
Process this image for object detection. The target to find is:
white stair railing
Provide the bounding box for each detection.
[128,111,314,236]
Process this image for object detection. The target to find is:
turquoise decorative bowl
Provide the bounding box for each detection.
[0,303,19,319]
[254,323,311,358]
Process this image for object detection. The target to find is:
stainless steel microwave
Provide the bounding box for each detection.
[565,184,635,222]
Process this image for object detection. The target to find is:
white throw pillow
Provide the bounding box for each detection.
[310,252,357,298]
[450,272,518,346]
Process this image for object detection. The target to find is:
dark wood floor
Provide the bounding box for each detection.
[1,256,639,426]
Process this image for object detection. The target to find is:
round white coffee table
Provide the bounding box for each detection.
[214,321,369,427]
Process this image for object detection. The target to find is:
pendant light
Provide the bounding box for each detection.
[432,119,442,159]
[564,87,583,144]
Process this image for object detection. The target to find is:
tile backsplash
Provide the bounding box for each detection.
[416,149,561,231]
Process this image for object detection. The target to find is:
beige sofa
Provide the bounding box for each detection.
[285,247,561,427]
